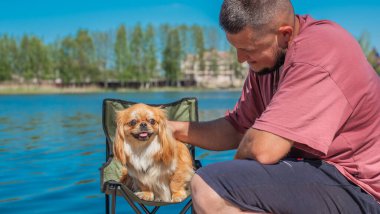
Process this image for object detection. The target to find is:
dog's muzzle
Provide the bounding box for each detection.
[132,131,153,141]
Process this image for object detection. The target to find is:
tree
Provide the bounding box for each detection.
[0,35,17,81]
[192,25,205,71]
[162,28,182,86]
[93,31,114,88]
[18,35,33,81]
[142,24,157,88]
[75,29,97,83]
[29,36,52,83]
[58,36,77,84]
[358,31,371,56]
[178,25,190,60]
[114,25,130,84]
[130,24,144,82]
[17,35,50,83]
[367,48,380,75]
[209,49,219,75]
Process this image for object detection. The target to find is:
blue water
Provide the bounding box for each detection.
[0,91,240,213]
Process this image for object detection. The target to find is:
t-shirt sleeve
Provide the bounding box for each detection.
[253,63,352,157]
[225,72,264,134]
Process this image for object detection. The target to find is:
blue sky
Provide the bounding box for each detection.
[0,0,379,50]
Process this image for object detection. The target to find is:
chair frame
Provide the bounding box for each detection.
[100,98,201,214]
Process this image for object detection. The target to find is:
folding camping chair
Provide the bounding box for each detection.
[99,97,201,214]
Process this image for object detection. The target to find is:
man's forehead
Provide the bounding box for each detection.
[226,27,270,48]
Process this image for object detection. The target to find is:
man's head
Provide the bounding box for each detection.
[220,0,297,74]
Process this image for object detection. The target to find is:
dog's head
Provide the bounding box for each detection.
[113,103,175,165]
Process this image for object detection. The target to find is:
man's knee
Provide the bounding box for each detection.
[190,174,207,200]
[190,174,222,210]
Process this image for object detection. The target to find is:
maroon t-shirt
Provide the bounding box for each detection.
[225,15,380,202]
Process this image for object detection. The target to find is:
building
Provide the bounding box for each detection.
[182,50,248,88]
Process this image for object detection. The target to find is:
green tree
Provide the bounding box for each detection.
[31,36,52,82]
[142,24,157,88]
[47,41,61,84]
[114,25,130,83]
[178,25,190,60]
[159,24,171,56]
[0,35,17,81]
[358,31,371,56]
[192,25,205,71]
[58,36,77,84]
[19,35,33,81]
[367,48,380,75]
[130,24,144,82]
[209,48,219,75]
[162,28,182,86]
[18,35,50,83]
[93,31,113,88]
[75,29,97,83]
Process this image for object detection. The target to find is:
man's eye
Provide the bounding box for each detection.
[128,119,137,126]
[149,119,156,125]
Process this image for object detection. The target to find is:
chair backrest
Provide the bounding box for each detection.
[101,97,198,187]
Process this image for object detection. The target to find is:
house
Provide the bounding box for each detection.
[182,50,248,88]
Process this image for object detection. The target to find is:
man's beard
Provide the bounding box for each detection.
[256,48,287,76]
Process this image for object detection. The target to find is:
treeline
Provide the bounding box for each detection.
[0,26,378,88]
[0,24,236,88]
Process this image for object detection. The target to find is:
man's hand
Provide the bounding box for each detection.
[235,128,293,164]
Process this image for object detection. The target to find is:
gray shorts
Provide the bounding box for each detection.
[196,159,380,214]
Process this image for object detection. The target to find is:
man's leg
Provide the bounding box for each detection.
[191,174,265,214]
[191,159,380,214]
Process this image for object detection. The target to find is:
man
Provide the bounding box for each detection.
[169,0,380,213]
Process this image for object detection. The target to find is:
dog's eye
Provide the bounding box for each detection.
[128,119,137,126]
[149,119,156,125]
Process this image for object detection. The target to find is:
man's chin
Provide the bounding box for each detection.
[256,67,277,76]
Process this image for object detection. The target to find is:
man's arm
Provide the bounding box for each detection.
[235,128,293,164]
[168,118,243,151]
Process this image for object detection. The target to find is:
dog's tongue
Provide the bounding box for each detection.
[139,132,148,138]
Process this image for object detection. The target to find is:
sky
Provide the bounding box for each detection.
[0,0,379,50]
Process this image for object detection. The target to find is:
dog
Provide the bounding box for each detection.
[113,103,194,202]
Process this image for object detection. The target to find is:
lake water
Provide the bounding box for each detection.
[0,90,240,213]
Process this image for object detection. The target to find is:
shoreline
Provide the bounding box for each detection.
[0,85,242,95]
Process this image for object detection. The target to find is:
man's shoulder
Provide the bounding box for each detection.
[287,15,362,68]
[295,15,352,49]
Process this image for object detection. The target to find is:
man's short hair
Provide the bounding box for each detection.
[219,0,293,34]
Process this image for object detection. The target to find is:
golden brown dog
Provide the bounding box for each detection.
[113,103,194,202]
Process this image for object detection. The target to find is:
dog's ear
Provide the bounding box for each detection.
[113,111,127,165]
[156,108,176,165]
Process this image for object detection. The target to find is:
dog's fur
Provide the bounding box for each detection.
[113,103,194,202]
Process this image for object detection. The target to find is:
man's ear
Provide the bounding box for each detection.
[277,25,293,49]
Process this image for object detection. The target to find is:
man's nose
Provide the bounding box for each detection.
[236,49,247,63]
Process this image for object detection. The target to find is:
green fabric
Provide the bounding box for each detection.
[101,98,198,184]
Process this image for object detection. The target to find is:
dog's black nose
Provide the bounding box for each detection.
[140,123,147,128]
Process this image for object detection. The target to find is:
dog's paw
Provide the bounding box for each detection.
[135,191,154,201]
[171,191,187,202]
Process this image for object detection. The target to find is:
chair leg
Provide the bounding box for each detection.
[106,194,110,214]
[179,199,193,214]
[111,189,117,214]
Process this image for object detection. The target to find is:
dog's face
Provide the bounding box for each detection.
[116,103,165,144]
